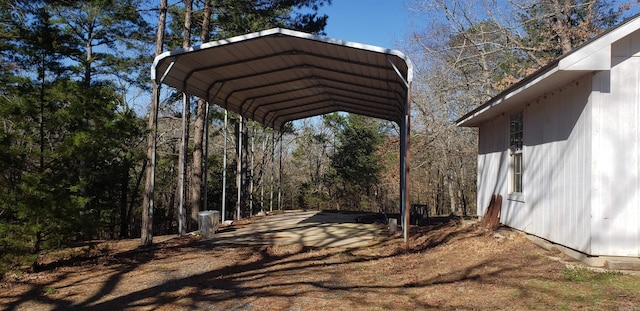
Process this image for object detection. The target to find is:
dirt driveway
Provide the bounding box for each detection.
[2,211,640,311]
[210,210,386,248]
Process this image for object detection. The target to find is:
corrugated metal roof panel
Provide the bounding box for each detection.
[152,28,412,130]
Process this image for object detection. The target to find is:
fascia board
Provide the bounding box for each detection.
[558,45,611,71]
[559,15,640,71]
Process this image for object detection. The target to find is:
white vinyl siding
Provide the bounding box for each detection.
[523,75,592,254]
[477,116,509,218]
[472,25,640,258]
[477,74,593,254]
[589,33,640,256]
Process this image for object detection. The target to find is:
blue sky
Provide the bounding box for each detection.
[318,1,640,50]
[320,0,411,49]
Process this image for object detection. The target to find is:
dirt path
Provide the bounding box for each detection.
[1,212,639,310]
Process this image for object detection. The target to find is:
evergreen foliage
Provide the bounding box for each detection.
[1,0,635,273]
[0,0,148,271]
[329,114,383,209]
[292,113,385,211]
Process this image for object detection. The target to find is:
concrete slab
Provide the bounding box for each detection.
[207,210,387,248]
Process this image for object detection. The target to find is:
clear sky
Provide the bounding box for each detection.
[318,1,640,51]
[320,0,412,49]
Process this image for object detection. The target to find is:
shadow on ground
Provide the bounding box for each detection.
[2,211,629,311]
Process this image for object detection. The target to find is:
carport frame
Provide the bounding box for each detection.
[150,28,413,241]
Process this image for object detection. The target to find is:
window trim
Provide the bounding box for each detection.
[509,111,524,197]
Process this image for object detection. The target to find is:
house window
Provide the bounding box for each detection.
[510,112,523,194]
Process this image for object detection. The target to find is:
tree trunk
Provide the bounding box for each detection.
[190,0,211,230]
[550,0,574,54]
[448,181,458,216]
[141,0,167,246]
[126,158,146,238]
[119,160,129,239]
[177,0,193,235]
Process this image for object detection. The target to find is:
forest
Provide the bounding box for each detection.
[1,0,639,270]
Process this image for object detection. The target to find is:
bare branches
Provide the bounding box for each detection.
[404,0,633,216]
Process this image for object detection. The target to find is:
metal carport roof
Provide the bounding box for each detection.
[152,28,412,130]
[150,28,413,240]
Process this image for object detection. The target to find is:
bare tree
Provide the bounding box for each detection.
[405,0,628,216]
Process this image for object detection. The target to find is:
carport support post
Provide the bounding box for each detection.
[400,83,412,243]
[250,125,255,216]
[278,131,283,210]
[177,93,189,236]
[236,115,242,220]
[269,131,275,212]
[222,109,227,222]
[203,102,210,212]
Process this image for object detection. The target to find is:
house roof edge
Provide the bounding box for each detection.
[456,13,640,127]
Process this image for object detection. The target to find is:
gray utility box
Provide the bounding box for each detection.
[198,210,220,237]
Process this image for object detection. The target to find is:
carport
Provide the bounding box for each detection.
[150,28,413,241]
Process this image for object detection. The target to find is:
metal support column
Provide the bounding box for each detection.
[236,116,242,220]
[260,133,266,212]
[203,102,210,211]
[178,93,189,236]
[278,131,283,210]
[400,82,412,242]
[222,109,227,222]
[250,125,255,216]
[269,131,275,212]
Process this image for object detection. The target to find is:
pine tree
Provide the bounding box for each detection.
[0,1,147,267]
[326,114,384,211]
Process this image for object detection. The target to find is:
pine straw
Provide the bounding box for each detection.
[1,220,639,310]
